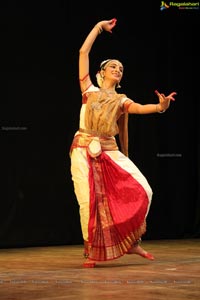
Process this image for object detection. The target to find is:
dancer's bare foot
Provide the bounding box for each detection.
[83,258,96,268]
[126,244,155,260]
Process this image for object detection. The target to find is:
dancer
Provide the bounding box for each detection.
[70,18,177,267]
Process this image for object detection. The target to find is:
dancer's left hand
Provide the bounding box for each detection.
[155,90,177,111]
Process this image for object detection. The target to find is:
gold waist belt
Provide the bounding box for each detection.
[71,129,119,153]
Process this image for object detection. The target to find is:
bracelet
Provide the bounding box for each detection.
[156,104,165,113]
[95,24,103,34]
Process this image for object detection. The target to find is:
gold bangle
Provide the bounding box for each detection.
[95,24,103,34]
[156,104,165,113]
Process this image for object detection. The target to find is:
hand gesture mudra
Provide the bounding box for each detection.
[155,90,177,112]
[98,19,117,33]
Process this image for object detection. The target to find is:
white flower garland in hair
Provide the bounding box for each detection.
[96,71,104,88]
[100,59,112,69]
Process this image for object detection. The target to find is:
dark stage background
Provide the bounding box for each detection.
[0,1,199,248]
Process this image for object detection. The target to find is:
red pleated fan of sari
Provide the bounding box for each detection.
[87,152,149,261]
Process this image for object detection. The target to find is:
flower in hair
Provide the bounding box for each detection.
[96,71,104,87]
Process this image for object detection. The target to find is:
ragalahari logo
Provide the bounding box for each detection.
[160,1,170,10]
[160,1,199,10]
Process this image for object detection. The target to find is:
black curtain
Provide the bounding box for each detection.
[0,1,199,248]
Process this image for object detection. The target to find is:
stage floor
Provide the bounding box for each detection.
[0,239,199,300]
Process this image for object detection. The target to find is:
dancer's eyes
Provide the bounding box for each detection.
[109,64,123,73]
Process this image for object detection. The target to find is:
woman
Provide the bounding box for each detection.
[70,18,177,268]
